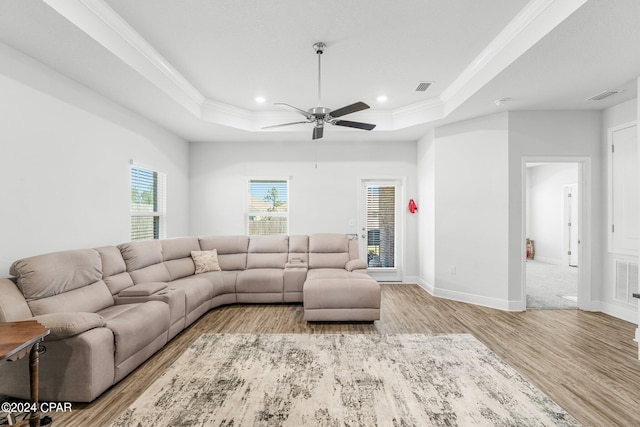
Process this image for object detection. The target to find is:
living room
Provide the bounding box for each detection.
[1,1,639,426]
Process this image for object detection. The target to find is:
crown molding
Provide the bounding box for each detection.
[42,0,586,135]
[441,0,588,116]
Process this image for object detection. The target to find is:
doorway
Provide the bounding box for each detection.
[524,162,581,309]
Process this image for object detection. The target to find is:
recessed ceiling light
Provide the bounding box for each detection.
[377,95,388,103]
[255,96,266,103]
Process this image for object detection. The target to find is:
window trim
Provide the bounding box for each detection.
[246,177,290,235]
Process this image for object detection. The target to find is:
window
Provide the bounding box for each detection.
[247,179,289,235]
[366,184,396,268]
[130,163,166,240]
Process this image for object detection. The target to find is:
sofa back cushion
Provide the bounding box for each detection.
[162,237,199,280]
[118,240,170,284]
[96,246,134,295]
[246,235,288,269]
[308,234,350,269]
[9,249,113,315]
[199,236,248,271]
[288,235,309,263]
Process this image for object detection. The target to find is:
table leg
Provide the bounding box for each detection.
[28,342,40,427]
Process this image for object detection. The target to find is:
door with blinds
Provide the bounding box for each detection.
[360,179,403,281]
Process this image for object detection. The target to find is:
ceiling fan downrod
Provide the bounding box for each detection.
[314,42,325,108]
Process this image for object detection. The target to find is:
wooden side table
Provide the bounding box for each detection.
[0,320,50,427]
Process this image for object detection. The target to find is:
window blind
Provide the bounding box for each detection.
[131,164,166,240]
[248,180,288,235]
[366,185,395,268]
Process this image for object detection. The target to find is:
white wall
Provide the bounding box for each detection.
[0,43,189,276]
[527,163,579,265]
[508,110,603,309]
[602,97,638,323]
[189,139,419,279]
[430,113,511,308]
[416,130,435,290]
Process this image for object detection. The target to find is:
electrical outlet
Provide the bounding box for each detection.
[450,266,456,275]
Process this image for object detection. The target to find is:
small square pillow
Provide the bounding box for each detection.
[191,249,221,274]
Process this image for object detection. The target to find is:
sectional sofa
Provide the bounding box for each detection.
[0,234,381,402]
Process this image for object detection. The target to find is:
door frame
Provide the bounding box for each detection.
[521,157,591,310]
[563,183,579,267]
[357,177,406,282]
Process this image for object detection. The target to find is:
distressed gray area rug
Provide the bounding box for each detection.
[111,334,580,427]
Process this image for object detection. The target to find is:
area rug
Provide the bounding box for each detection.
[110,334,580,426]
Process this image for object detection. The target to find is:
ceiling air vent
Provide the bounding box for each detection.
[415,81,432,92]
[585,90,620,101]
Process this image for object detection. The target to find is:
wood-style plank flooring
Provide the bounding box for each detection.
[40,285,640,426]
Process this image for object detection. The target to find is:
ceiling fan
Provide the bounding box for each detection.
[262,42,376,140]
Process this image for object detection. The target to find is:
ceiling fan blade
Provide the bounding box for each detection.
[274,103,313,119]
[312,126,324,140]
[329,101,370,118]
[333,120,376,131]
[262,120,311,129]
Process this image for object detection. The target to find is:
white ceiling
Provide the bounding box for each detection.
[0,0,638,143]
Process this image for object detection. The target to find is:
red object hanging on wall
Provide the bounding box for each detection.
[408,199,418,214]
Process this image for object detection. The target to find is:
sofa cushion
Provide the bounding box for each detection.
[162,237,200,261]
[28,281,114,316]
[191,250,221,274]
[164,258,196,280]
[288,235,309,264]
[10,249,102,300]
[309,234,349,253]
[308,234,350,269]
[34,312,105,340]
[199,236,248,270]
[95,246,127,278]
[119,240,163,271]
[129,263,171,284]
[246,235,288,269]
[237,269,283,294]
[197,271,238,296]
[168,277,214,313]
[101,301,169,365]
[96,246,133,295]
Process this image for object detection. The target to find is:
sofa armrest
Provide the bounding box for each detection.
[32,312,105,341]
[345,259,368,272]
[0,278,32,322]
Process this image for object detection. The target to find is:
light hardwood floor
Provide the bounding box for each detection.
[42,284,640,426]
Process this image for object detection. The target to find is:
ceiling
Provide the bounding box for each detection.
[0,0,638,143]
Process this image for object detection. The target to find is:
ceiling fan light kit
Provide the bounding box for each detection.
[262,42,376,140]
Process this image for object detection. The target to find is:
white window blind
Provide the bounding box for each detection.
[366,185,396,268]
[247,179,288,235]
[130,164,166,240]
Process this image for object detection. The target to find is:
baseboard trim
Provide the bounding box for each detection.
[433,288,522,312]
[592,300,638,324]
[416,277,434,294]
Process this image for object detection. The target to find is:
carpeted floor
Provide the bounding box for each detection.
[526,260,578,309]
[110,333,580,427]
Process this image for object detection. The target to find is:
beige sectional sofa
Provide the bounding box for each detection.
[0,234,380,402]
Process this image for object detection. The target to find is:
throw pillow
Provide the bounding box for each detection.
[191,249,221,274]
